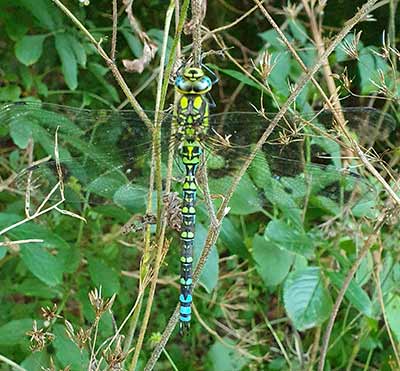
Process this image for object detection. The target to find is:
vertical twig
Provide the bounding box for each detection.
[111,0,118,61]
[192,0,205,66]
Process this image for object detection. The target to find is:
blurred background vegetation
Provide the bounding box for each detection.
[0,0,399,370]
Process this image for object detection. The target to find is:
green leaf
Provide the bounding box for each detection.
[258,29,284,49]
[219,218,251,260]
[268,51,290,95]
[53,324,89,370]
[327,271,373,317]
[208,338,250,371]
[264,178,303,226]
[10,117,32,148]
[194,223,219,293]
[15,35,47,65]
[0,319,34,345]
[386,294,400,341]
[283,267,332,330]
[0,246,7,260]
[113,184,147,213]
[88,62,119,102]
[288,19,307,43]
[209,173,262,215]
[265,220,313,257]
[0,85,21,101]
[253,235,294,286]
[88,257,120,296]
[20,245,64,286]
[22,351,50,371]
[69,36,87,67]
[208,64,263,91]
[122,29,143,57]
[358,47,390,94]
[19,0,62,30]
[15,278,62,299]
[55,33,78,90]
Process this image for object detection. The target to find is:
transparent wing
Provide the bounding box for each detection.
[196,108,395,221]
[0,102,156,212]
[0,102,395,219]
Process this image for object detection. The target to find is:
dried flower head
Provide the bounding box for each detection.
[259,51,277,81]
[103,336,131,371]
[41,304,62,325]
[88,287,116,320]
[341,31,362,60]
[65,320,91,350]
[26,320,54,352]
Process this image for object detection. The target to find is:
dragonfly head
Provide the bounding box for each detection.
[175,67,212,95]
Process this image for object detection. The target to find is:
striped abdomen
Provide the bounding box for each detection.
[178,94,209,333]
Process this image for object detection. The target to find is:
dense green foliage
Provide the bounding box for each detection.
[0,0,399,370]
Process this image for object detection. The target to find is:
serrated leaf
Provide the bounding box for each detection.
[327,271,373,317]
[88,257,120,296]
[283,267,332,330]
[55,33,78,90]
[15,35,47,66]
[253,235,293,286]
[265,220,313,257]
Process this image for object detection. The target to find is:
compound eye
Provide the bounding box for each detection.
[176,77,191,92]
[193,76,212,92]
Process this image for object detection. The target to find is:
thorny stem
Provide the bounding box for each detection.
[144,1,380,368]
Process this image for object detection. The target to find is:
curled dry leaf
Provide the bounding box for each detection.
[122,0,158,73]
[122,40,157,73]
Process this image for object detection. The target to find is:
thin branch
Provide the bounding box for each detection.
[0,354,27,371]
[111,0,118,61]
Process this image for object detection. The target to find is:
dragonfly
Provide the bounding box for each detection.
[0,87,395,333]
